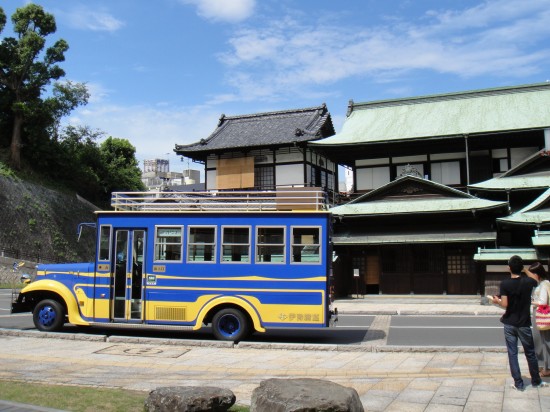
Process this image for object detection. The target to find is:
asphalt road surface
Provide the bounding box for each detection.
[0,290,504,346]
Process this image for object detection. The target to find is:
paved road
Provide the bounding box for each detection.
[1,290,505,346]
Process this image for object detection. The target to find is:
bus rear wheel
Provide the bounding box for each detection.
[212,308,250,342]
[33,299,65,332]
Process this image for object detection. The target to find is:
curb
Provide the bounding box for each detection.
[0,328,507,353]
[338,310,502,316]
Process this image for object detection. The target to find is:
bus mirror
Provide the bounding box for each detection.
[20,274,31,284]
[77,222,97,242]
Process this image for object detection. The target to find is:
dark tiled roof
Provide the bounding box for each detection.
[175,104,334,157]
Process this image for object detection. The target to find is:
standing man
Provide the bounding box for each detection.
[492,255,548,390]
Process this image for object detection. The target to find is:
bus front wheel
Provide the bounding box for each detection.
[212,308,250,342]
[33,299,65,332]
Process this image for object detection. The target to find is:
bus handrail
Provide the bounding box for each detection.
[110,189,328,212]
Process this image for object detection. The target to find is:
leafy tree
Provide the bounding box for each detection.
[0,4,69,170]
[24,81,89,171]
[47,81,90,138]
[55,125,105,200]
[100,137,145,196]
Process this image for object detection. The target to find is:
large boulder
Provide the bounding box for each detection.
[250,378,364,412]
[144,386,236,412]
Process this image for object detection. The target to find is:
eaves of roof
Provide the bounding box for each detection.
[498,211,550,225]
[473,248,545,262]
[330,198,507,216]
[497,188,550,225]
[533,231,550,246]
[311,83,550,147]
[333,231,496,245]
[175,104,334,155]
[468,174,550,191]
[349,175,477,205]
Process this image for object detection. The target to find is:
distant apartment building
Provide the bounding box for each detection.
[141,158,203,191]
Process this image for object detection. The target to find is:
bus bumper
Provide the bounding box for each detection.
[11,290,32,314]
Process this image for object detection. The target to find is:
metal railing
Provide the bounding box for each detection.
[111,188,328,212]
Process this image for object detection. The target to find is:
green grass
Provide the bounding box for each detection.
[0,161,16,178]
[0,282,26,289]
[0,380,250,411]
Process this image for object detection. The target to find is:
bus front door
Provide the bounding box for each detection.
[112,229,146,322]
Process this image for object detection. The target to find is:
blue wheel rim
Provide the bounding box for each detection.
[38,305,57,327]
[218,314,241,338]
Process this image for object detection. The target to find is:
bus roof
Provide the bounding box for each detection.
[110,189,329,213]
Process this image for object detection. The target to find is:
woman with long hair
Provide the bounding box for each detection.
[527,261,550,377]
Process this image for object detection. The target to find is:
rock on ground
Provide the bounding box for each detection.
[250,378,364,412]
[144,386,236,412]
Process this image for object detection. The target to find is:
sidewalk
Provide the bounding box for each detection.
[1,296,548,411]
[335,294,503,316]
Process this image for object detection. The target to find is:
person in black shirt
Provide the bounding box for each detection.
[491,255,548,391]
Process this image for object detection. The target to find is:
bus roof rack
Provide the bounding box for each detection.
[111,188,328,212]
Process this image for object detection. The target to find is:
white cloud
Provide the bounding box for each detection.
[83,82,111,104]
[59,6,125,32]
[69,103,220,164]
[180,0,255,23]
[216,0,550,100]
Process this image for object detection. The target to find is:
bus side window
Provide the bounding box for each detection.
[188,226,216,263]
[154,226,183,262]
[291,227,321,263]
[256,227,285,263]
[222,226,250,263]
[98,225,112,261]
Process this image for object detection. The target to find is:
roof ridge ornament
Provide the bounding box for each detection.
[399,164,423,178]
[346,100,354,117]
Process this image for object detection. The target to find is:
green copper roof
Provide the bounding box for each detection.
[331,175,508,216]
[312,83,550,146]
[533,230,550,246]
[468,174,550,191]
[333,231,496,245]
[469,150,550,191]
[497,188,550,225]
[330,197,507,216]
[473,248,544,262]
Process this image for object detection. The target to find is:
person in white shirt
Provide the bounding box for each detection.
[527,261,550,377]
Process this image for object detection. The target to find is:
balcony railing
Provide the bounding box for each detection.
[111,188,328,212]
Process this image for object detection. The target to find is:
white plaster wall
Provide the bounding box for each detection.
[206,170,217,190]
[431,161,460,184]
[356,167,390,190]
[276,164,304,186]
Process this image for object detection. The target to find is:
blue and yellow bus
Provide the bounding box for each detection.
[12,190,336,341]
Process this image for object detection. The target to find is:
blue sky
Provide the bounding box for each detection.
[2,0,550,171]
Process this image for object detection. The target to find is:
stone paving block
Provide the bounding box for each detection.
[371,380,410,392]
[433,385,470,398]
[425,404,464,412]
[502,393,542,411]
[472,377,506,392]
[540,394,550,411]
[396,388,435,404]
[365,389,400,400]
[440,378,475,387]
[360,395,393,412]
[406,378,441,391]
[464,401,502,412]
[383,400,427,411]
[431,386,469,406]
[467,389,503,403]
